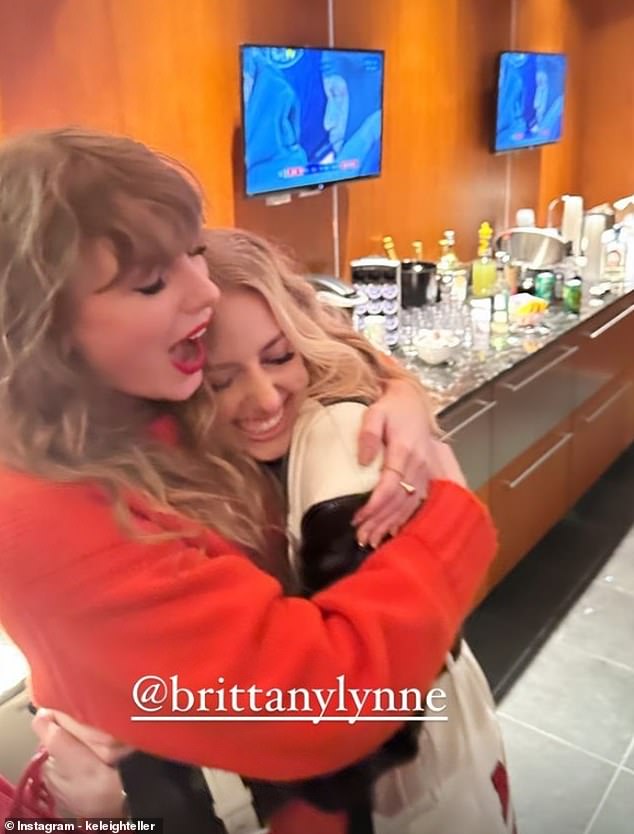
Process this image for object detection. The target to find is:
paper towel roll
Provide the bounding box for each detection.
[562,195,584,255]
[583,213,607,283]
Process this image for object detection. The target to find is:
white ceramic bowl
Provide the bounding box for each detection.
[414,329,461,365]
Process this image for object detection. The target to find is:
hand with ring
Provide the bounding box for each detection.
[349,373,468,546]
[397,478,416,496]
[32,708,129,819]
[348,377,448,546]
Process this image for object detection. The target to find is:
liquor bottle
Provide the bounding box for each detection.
[412,240,424,260]
[438,231,458,269]
[437,230,468,302]
[382,235,399,261]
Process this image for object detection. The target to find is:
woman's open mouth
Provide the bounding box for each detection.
[237,408,286,443]
[169,322,209,375]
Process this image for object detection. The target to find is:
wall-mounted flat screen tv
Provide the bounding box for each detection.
[494,51,567,153]
[240,45,385,197]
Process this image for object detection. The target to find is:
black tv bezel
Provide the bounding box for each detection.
[238,43,386,199]
[492,49,568,155]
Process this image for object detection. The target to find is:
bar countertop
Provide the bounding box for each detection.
[393,286,634,416]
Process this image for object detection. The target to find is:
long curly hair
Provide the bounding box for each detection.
[0,127,431,576]
[200,227,394,403]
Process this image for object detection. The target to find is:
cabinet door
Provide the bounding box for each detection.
[437,386,495,501]
[569,374,633,506]
[629,368,634,446]
[574,293,634,406]
[493,341,577,473]
[487,424,573,591]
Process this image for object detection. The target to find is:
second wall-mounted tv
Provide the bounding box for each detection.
[240,45,385,197]
[494,51,567,153]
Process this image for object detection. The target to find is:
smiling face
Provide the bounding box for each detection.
[206,288,310,461]
[69,239,220,402]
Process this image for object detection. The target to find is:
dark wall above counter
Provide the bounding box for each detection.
[399,289,634,600]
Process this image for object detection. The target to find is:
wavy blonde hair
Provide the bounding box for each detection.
[0,128,432,574]
[200,227,404,403]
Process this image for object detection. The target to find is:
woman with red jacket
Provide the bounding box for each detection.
[0,129,496,832]
[34,228,514,834]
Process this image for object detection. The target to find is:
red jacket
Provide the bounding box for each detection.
[0,465,496,831]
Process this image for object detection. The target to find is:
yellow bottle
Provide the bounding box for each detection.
[471,222,497,299]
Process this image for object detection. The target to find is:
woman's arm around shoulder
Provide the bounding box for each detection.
[0,465,496,781]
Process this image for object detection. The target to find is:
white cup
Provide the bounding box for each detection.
[516,208,536,227]
[363,315,388,351]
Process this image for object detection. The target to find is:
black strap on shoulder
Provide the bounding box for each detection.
[299,493,373,594]
[347,799,376,834]
[118,754,228,834]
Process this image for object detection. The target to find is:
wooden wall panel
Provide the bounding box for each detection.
[0,0,631,276]
[576,0,634,208]
[334,0,511,269]
[503,0,584,226]
[106,0,241,227]
[0,1,123,134]
[0,0,239,225]
[0,0,331,259]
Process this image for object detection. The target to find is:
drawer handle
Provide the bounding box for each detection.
[503,433,573,490]
[442,399,497,440]
[587,303,634,339]
[500,345,578,393]
[583,381,633,424]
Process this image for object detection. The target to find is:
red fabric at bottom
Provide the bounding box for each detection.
[491,760,510,822]
[0,750,58,824]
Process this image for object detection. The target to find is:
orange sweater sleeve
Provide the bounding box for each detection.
[0,477,495,781]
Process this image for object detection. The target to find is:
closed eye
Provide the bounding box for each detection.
[209,352,294,390]
[133,244,205,295]
[135,275,166,296]
[265,351,295,366]
[210,378,233,392]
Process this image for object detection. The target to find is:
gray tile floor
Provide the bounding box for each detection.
[465,444,634,833]
[498,535,634,834]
